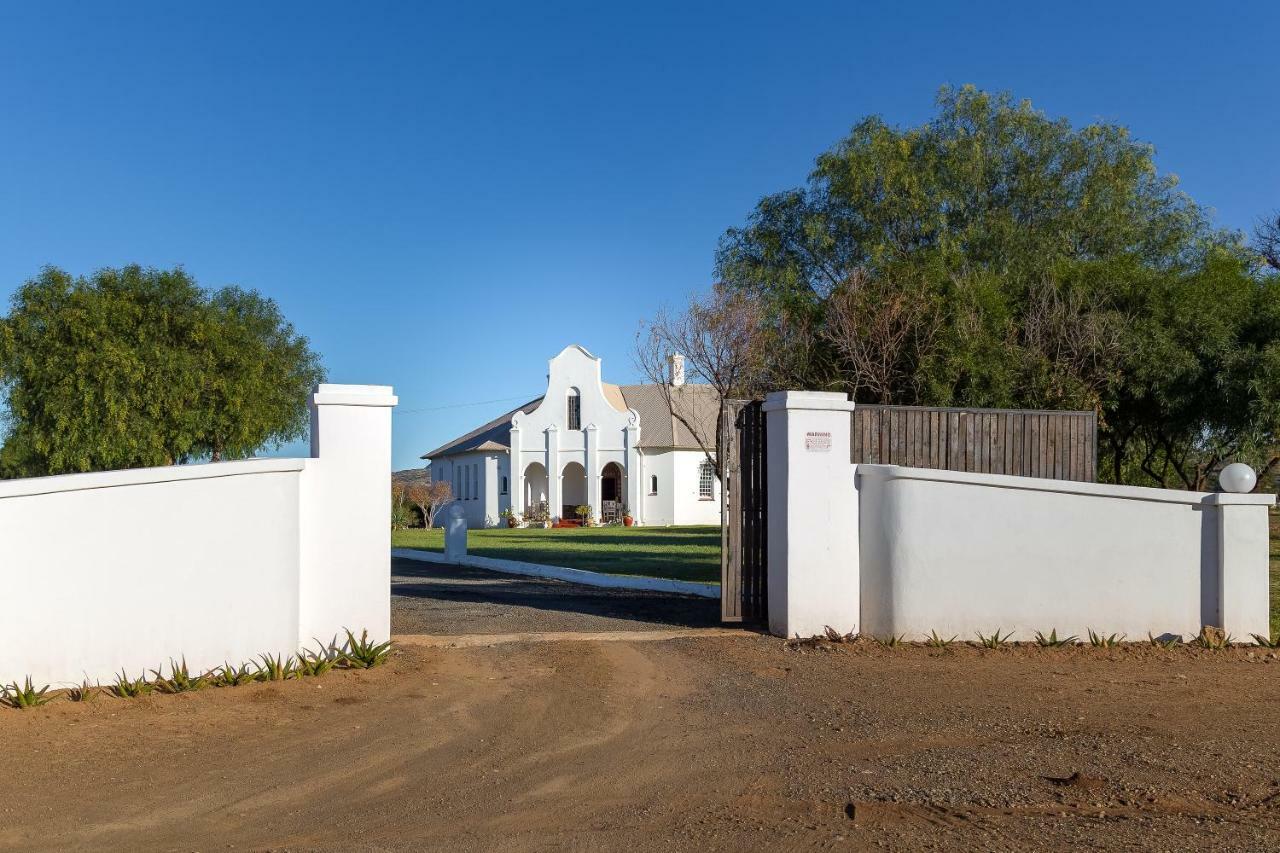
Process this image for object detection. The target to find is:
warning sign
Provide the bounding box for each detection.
[805,431,832,452]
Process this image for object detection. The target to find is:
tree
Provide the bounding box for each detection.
[407,478,452,528]
[713,85,1279,488]
[1256,211,1280,272]
[635,284,769,476]
[0,265,326,478]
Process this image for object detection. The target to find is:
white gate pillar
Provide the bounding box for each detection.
[300,383,398,646]
[763,391,858,638]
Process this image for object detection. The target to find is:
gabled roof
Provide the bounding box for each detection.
[421,383,720,460]
[421,397,542,459]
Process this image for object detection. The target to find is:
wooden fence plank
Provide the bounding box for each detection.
[848,404,1096,482]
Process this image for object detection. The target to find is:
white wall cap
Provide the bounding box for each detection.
[1202,491,1276,506]
[857,463,1278,507]
[0,457,306,501]
[762,390,856,413]
[311,384,398,407]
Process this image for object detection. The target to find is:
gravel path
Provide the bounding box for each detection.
[391,556,721,635]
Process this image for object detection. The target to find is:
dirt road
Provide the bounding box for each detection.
[3,634,1279,851]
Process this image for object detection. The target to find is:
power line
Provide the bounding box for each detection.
[393,393,540,416]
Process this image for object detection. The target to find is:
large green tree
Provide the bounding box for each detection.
[714,85,1280,488]
[0,265,326,477]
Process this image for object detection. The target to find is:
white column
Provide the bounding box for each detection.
[299,383,398,646]
[625,422,642,525]
[545,425,561,521]
[585,423,600,522]
[1209,493,1274,638]
[509,422,523,518]
[763,391,858,639]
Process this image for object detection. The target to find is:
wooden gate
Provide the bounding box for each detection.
[720,400,768,624]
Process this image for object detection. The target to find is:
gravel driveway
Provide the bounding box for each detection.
[391,556,721,635]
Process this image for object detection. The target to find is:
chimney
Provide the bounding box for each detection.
[668,353,685,387]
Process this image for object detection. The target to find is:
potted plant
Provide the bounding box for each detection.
[500,507,519,528]
[621,505,633,527]
[532,501,550,528]
[574,504,592,527]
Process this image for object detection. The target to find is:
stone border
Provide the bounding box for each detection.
[391,548,720,599]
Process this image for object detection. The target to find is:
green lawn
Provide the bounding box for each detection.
[392,524,721,584]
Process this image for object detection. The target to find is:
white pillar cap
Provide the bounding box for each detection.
[762,390,856,413]
[311,384,398,407]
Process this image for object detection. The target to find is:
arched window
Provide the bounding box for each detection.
[566,388,581,431]
[649,474,658,495]
[698,460,714,500]
[500,475,508,495]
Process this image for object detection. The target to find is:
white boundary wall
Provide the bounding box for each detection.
[0,384,396,686]
[765,391,1274,641]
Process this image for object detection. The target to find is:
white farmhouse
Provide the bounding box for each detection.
[422,345,721,528]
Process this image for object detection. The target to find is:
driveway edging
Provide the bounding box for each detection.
[391,548,721,599]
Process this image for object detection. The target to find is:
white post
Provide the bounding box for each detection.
[443,503,468,559]
[1209,493,1273,638]
[299,383,397,647]
[763,391,859,639]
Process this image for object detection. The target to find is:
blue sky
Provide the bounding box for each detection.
[2,1,1277,470]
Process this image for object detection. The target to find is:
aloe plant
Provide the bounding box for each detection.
[974,629,1014,649]
[1035,629,1079,648]
[2,676,53,709]
[210,662,257,688]
[873,633,905,648]
[925,630,957,649]
[1250,633,1280,649]
[111,670,152,699]
[256,653,299,682]
[340,629,393,668]
[298,638,343,677]
[1147,632,1181,649]
[66,681,99,702]
[1087,629,1124,648]
[152,658,208,694]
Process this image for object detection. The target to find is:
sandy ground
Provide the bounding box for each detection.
[3,636,1280,851]
[2,562,1279,851]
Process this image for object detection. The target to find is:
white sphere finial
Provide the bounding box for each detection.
[1219,462,1257,494]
